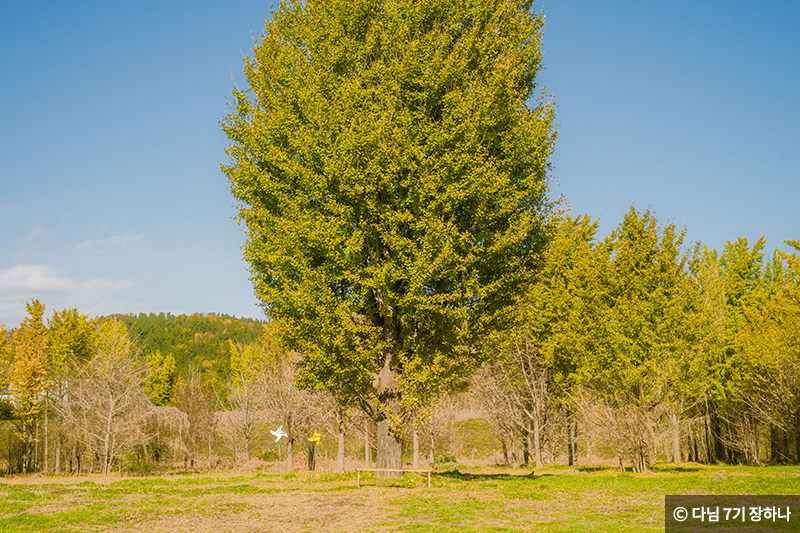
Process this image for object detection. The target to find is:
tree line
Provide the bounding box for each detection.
[0,308,422,475]
[476,208,800,470]
[0,208,797,475]
[0,309,281,475]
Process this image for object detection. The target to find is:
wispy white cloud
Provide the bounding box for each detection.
[22,226,44,242]
[66,233,143,252]
[0,264,135,327]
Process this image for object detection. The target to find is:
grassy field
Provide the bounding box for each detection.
[1,463,799,532]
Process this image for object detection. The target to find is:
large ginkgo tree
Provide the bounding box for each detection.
[222,0,556,468]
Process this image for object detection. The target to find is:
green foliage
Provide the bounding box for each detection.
[0,398,14,420]
[0,324,11,385]
[222,0,556,414]
[519,214,598,391]
[721,236,767,357]
[733,240,800,461]
[10,300,48,426]
[143,350,179,406]
[580,208,695,401]
[228,339,270,384]
[47,309,97,373]
[121,312,266,385]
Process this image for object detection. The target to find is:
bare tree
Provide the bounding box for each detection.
[575,388,671,473]
[221,372,264,462]
[174,369,216,469]
[315,392,356,472]
[472,332,552,467]
[58,319,151,475]
[255,347,316,472]
[472,366,517,465]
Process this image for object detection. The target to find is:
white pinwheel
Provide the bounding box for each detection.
[271,425,288,443]
[272,425,289,492]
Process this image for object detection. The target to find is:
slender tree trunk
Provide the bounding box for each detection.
[501,438,509,465]
[55,434,61,474]
[413,426,419,469]
[693,431,700,463]
[208,428,213,471]
[33,421,40,472]
[364,419,371,467]
[670,413,681,463]
[307,442,315,471]
[522,429,530,466]
[794,409,800,465]
[573,420,579,462]
[6,427,11,475]
[567,419,574,467]
[43,398,49,473]
[533,415,542,468]
[286,438,294,472]
[103,401,114,476]
[709,412,726,463]
[336,409,346,473]
[429,428,435,468]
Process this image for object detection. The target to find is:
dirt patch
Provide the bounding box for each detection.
[101,489,396,533]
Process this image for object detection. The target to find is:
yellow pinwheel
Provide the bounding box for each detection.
[307,429,324,445]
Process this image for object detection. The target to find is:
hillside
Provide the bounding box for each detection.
[118,312,268,383]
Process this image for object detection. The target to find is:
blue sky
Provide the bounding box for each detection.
[1,0,798,327]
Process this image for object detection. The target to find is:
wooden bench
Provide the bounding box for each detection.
[356,468,432,488]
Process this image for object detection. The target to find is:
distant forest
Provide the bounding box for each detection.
[118,312,267,384]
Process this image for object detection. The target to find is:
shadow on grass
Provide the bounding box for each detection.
[435,470,538,482]
[574,465,613,473]
[653,464,704,473]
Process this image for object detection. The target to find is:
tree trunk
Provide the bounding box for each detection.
[708,412,724,463]
[376,418,402,476]
[429,428,435,468]
[103,403,114,476]
[533,415,542,468]
[336,409,346,473]
[374,349,402,477]
[567,419,574,467]
[307,442,316,471]
[364,419,371,467]
[522,429,530,466]
[413,426,420,469]
[572,420,579,463]
[670,413,680,463]
[694,432,700,463]
[286,438,294,472]
[43,399,49,473]
[208,427,214,471]
[55,434,62,474]
[33,421,40,472]
[795,408,800,465]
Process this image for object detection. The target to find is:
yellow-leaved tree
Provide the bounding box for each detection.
[11,299,49,473]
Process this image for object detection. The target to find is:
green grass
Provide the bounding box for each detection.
[0,464,798,532]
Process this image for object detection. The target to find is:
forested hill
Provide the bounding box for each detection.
[116,312,268,382]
